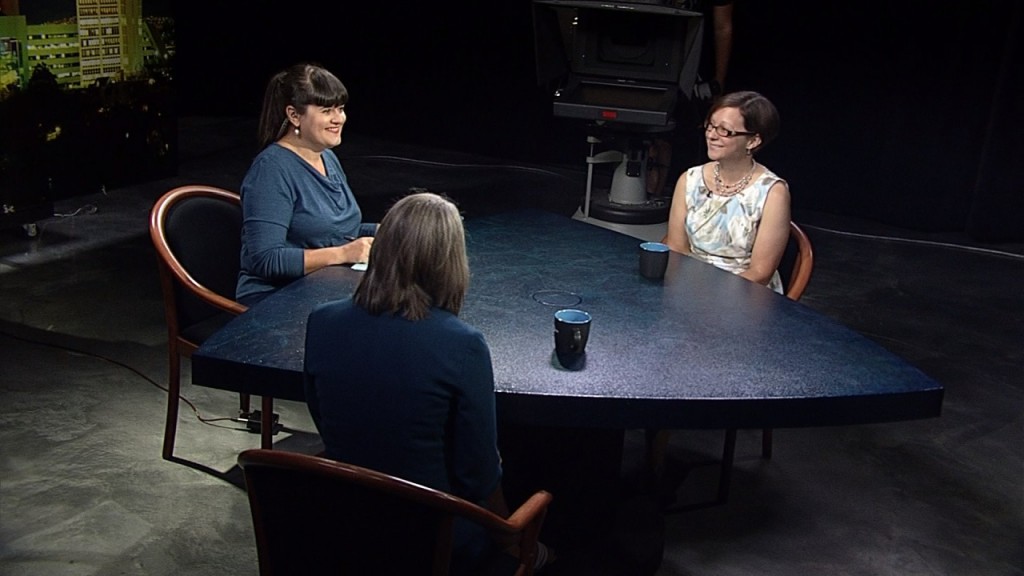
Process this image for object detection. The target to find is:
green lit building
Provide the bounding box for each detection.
[0,14,26,90]
[26,22,81,88]
[0,0,164,93]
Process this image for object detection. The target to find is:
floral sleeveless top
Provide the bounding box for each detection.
[683,164,784,293]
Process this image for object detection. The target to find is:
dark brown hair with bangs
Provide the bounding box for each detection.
[256,62,349,149]
[353,193,469,320]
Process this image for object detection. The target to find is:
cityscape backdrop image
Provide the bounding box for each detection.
[0,0,174,233]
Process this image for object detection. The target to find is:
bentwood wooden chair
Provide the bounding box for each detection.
[716,221,814,500]
[650,221,815,504]
[781,221,814,300]
[150,185,275,460]
[753,221,814,455]
[237,449,554,576]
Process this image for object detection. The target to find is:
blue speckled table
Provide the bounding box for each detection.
[193,209,943,430]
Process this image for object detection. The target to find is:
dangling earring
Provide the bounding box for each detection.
[745,147,752,156]
[293,125,300,138]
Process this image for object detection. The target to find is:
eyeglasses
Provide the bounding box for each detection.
[703,122,756,138]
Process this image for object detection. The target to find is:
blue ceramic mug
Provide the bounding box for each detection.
[639,241,670,280]
[554,309,592,355]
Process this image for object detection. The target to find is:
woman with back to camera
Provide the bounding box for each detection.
[236,62,376,306]
[303,192,552,573]
[663,90,791,292]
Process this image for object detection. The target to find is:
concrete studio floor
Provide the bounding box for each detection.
[1,117,1022,575]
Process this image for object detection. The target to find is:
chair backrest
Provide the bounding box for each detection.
[237,449,551,576]
[778,221,814,302]
[149,185,246,339]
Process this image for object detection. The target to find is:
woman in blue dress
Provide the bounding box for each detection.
[237,63,376,306]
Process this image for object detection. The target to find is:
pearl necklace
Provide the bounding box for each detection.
[712,160,757,197]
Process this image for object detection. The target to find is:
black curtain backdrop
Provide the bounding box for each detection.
[966,2,1023,242]
[174,0,1021,241]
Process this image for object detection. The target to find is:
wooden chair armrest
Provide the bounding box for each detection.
[504,490,554,529]
[180,275,248,315]
[502,490,554,576]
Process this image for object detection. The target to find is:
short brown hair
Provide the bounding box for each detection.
[707,91,781,151]
[353,193,468,320]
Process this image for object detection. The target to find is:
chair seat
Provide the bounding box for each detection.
[476,550,523,576]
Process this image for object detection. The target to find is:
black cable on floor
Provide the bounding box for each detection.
[0,328,253,433]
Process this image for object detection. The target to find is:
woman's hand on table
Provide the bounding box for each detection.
[302,237,373,274]
[340,237,373,264]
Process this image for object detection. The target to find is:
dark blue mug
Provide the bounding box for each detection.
[554,309,592,356]
[639,241,670,280]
